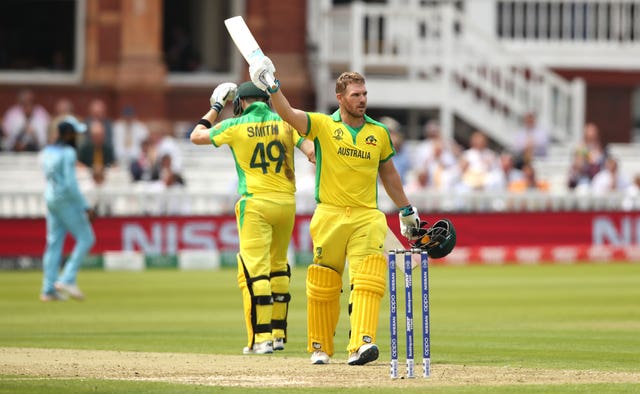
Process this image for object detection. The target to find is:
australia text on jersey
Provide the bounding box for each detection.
[337,146,371,160]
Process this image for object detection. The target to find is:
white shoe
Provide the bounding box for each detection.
[348,343,379,365]
[243,340,273,355]
[40,292,67,302]
[273,338,285,351]
[55,282,85,300]
[310,350,330,364]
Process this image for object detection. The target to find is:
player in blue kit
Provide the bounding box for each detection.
[40,115,96,301]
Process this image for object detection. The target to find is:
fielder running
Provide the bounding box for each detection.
[190,81,314,354]
[249,59,424,365]
[40,116,96,301]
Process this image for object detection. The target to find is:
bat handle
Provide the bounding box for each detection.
[264,73,276,90]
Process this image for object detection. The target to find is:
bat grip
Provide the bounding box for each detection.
[264,73,276,90]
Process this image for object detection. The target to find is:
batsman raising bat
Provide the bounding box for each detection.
[248,58,428,365]
[190,81,314,354]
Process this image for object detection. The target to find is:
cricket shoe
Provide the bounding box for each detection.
[55,282,85,300]
[243,340,273,355]
[310,351,330,365]
[40,292,68,302]
[273,338,285,351]
[347,343,379,365]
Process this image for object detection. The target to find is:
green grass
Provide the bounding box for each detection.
[1,263,640,392]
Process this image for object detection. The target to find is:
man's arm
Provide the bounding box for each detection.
[270,88,309,137]
[380,159,426,240]
[379,159,410,208]
[190,82,237,145]
[190,108,218,145]
[298,139,315,164]
[249,57,309,136]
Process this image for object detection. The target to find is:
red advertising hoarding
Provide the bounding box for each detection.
[1,211,639,263]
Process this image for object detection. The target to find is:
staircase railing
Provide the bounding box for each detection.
[318,2,585,146]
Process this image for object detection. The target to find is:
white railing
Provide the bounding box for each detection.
[1,189,638,218]
[497,1,640,44]
[317,2,585,146]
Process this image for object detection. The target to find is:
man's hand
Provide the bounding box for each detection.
[249,56,276,91]
[398,205,422,240]
[210,82,238,109]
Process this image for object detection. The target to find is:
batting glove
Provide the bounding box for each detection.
[249,56,276,92]
[399,205,423,240]
[210,82,238,112]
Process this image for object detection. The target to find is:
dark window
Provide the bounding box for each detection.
[163,0,233,73]
[0,0,76,71]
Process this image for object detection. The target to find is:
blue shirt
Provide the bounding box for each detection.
[41,143,89,209]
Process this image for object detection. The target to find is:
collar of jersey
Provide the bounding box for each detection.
[330,109,374,125]
[242,101,271,115]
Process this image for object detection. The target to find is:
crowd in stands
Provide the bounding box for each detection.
[0,88,187,215]
[382,112,638,200]
[1,88,639,215]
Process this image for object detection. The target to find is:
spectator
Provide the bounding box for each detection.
[145,154,189,215]
[149,121,183,178]
[486,151,523,191]
[77,120,116,172]
[622,173,640,210]
[426,139,462,192]
[508,163,549,193]
[460,130,498,191]
[568,122,608,190]
[405,169,430,194]
[2,88,50,151]
[379,116,411,184]
[151,153,185,186]
[112,105,149,167]
[47,98,76,145]
[591,157,630,196]
[84,98,114,146]
[512,111,550,160]
[414,120,459,170]
[82,166,112,216]
[130,138,155,182]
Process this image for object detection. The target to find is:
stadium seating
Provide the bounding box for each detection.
[0,139,638,217]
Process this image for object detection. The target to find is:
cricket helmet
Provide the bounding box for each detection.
[412,218,456,259]
[233,81,270,115]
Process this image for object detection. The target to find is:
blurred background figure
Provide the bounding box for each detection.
[77,120,116,172]
[485,151,523,192]
[460,130,498,191]
[568,122,608,192]
[2,88,50,152]
[47,98,76,145]
[112,105,149,167]
[508,163,549,193]
[84,98,114,147]
[415,120,459,169]
[130,137,155,182]
[591,157,630,196]
[511,111,550,162]
[149,120,183,181]
[379,116,411,184]
[145,153,189,215]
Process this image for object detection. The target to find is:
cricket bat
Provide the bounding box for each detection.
[224,16,276,86]
[385,226,420,270]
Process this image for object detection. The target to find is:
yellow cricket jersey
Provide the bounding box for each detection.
[305,110,395,208]
[210,102,304,196]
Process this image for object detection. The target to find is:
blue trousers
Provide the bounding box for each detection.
[42,200,95,295]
